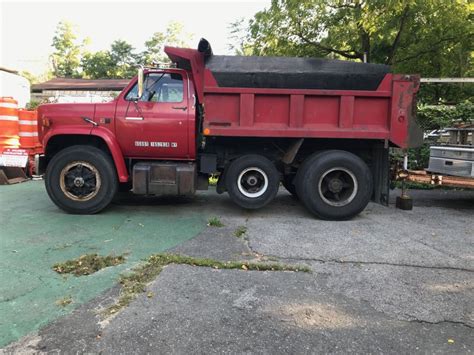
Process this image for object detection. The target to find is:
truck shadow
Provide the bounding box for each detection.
[390,189,474,210]
[111,189,319,220]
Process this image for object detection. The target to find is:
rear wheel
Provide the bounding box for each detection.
[295,150,372,220]
[225,155,279,209]
[45,145,118,214]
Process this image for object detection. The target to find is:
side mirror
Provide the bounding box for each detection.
[137,68,144,100]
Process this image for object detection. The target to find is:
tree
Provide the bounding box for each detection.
[228,18,254,56]
[50,21,85,77]
[237,0,473,103]
[20,70,53,85]
[82,40,138,79]
[109,40,139,78]
[81,51,115,79]
[141,21,193,64]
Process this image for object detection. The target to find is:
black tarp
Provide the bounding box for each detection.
[205,55,390,91]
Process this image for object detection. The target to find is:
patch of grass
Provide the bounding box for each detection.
[53,254,126,276]
[234,226,247,238]
[104,253,310,316]
[392,180,465,191]
[207,217,224,227]
[392,180,436,190]
[55,296,73,307]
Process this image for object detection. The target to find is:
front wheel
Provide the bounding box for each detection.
[295,150,373,220]
[225,155,279,209]
[45,145,118,214]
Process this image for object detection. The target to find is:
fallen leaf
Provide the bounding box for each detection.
[242,264,248,270]
[448,339,454,344]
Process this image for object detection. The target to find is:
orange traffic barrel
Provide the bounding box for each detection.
[0,97,20,152]
[18,110,41,149]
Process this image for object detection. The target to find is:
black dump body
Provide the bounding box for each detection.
[205,55,390,91]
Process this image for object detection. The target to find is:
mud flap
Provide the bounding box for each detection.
[371,141,390,206]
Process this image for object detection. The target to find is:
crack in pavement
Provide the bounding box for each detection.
[264,256,474,273]
[411,237,462,260]
[407,319,474,329]
[244,239,473,273]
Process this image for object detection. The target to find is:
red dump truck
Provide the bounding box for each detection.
[37,40,422,220]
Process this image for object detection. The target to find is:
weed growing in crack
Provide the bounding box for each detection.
[55,296,73,307]
[103,253,310,316]
[208,217,224,227]
[53,254,126,276]
[234,226,247,238]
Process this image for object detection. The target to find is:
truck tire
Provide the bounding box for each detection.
[45,145,118,214]
[225,155,279,209]
[295,150,372,220]
[282,174,298,198]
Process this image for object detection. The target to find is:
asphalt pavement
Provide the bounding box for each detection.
[2,186,473,354]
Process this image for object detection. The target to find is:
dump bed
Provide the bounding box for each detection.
[165,46,422,149]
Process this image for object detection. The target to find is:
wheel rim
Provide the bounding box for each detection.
[237,167,269,198]
[59,161,101,201]
[318,167,358,207]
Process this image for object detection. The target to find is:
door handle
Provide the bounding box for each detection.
[172,106,187,111]
[125,116,144,121]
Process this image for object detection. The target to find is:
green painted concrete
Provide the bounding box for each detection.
[0,181,206,347]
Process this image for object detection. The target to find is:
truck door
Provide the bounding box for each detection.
[115,71,189,159]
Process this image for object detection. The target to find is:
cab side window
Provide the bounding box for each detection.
[125,73,184,103]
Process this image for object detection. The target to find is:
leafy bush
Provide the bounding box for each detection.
[416,100,473,131]
[26,100,42,110]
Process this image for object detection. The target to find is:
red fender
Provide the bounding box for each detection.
[43,126,129,183]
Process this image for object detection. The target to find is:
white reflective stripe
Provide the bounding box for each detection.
[125,116,144,121]
[19,132,38,137]
[0,115,19,121]
[0,103,18,109]
[19,120,37,125]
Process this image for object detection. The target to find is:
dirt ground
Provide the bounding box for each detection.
[1,181,473,354]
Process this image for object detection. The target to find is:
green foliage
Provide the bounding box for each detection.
[207,217,224,227]
[20,70,52,85]
[82,40,139,79]
[141,21,192,65]
[51,21,192,79]
[392,180,436,190]
[81,51,115,79]
[52,253,126,276]
[26,100,42,110]
[234,226,247,238]
[236,0,473,104]
[416,100,473,131]
[50,21,85,78]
